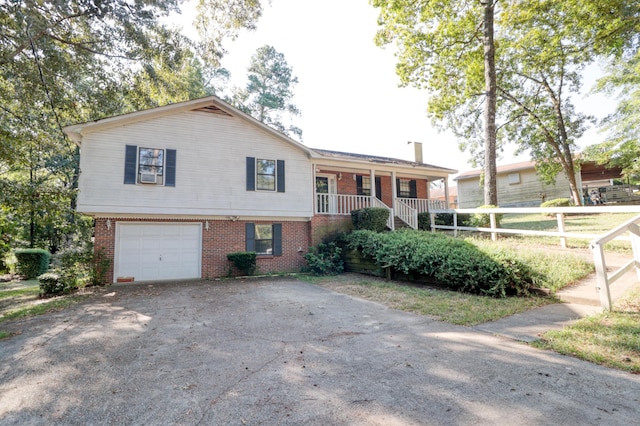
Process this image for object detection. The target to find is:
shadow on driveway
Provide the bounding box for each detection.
[1,278,639,425]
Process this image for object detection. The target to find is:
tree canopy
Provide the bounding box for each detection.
[373,0,640,205]
[232,45,302,139]
[584,51,640,182]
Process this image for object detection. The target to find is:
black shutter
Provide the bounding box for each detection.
[165,149,176,187]
[375,177,382,200]
[124,145,137,184]
[356,175,363,195]
[272,223,282,256]
[396,178,400,197]
[246,157,255,191]
[246,223,255,252]
[409,180,417,198]
[277,160,285,193]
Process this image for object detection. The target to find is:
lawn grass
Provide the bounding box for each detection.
[0,279,89,339]
[533,289,640,373]
[303,274,554,326]
[499,212,638,253]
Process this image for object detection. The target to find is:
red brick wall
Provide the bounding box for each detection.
[202,220,310,278]
[93,217,310,282]
[309,215,353,246]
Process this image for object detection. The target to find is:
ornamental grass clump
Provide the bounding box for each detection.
[344,230,537,297]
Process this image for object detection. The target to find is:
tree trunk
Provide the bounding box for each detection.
[482,0,498,206]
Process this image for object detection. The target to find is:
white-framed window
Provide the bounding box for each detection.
[254,224,274,254]
[508,173,521,185]
[256,158,276,191]
[246,223,282,256]
[124,145,176,186]
[399,179,411,197]
[361,176,372,196]
[138,147,164,184]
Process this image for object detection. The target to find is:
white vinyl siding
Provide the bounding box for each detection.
[76,111,312,217]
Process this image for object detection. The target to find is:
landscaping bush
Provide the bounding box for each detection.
[38,271,67,296]
[418,212,472,231]
[351,207,389,232]
[304,242,344,275]
[227,252,257,276]
[14,248,51,279]
[468,205,503,228]
[344,229,536,297]
[541,198,571,208]
[38,272,65,295]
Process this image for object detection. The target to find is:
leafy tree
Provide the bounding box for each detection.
[373,0,640,206]
[584,51,640,182]
[233,45,302,139]
[373,0,499,205]
[0,0,265,251]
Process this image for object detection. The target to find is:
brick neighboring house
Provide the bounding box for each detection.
[64,96,456,283]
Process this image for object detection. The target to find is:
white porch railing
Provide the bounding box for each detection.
[398,198,447,212]
[315,193,395,229]
[394,199,418,229]
[590,214,640,310]
[316,194,372,215]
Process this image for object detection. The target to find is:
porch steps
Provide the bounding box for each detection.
[393,216,413,230]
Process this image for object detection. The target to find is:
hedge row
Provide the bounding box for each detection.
[342,230,537,297]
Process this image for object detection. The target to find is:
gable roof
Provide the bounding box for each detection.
[311,148,458,174]
[63,95,316,157]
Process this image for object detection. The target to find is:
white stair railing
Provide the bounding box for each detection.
[394,199,418,229]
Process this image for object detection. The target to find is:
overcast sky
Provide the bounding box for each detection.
[178,0,617,179]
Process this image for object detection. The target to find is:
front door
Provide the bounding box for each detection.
[316,175,337,213]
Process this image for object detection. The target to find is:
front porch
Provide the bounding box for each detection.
[311,149,455,230]
[315,193,447,229]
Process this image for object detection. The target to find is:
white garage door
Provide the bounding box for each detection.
[115,223,202,282]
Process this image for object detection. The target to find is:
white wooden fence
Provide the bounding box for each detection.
[428,205,640,310]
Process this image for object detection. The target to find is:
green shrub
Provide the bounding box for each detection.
[227,252,257,276]
[540,198,571,208]
[468,205,503,228]
[418,212,472,230]
[344,230,536,297]
[14,248,51,279]
[351,207,389,232]
[38,271,67,296]
[304,242,344,275]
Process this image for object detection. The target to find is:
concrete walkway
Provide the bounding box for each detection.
[474,251,639,342]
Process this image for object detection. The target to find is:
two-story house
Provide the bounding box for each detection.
[63,96,456,283]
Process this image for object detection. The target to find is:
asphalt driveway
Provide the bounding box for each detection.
[1,278,638,425]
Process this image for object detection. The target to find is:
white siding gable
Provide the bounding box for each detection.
[77,110,313,218]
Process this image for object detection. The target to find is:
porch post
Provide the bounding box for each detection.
[391,170,397,208]
[444,178,451,209]
[370,169,376,199]
[312,164,317,214]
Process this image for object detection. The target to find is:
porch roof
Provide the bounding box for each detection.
[310,148,457,177]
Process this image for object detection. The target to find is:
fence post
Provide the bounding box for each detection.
[490,213,497,241]
[430,213,435,233]
[453,212,458,238]
[556,213,567,248]
[629,223,640,281]
[591,242,612,311]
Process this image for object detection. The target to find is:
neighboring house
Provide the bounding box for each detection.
[64,96,456,283]
[455,160,625,208]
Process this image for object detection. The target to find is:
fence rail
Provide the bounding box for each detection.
[427,205,640,310]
